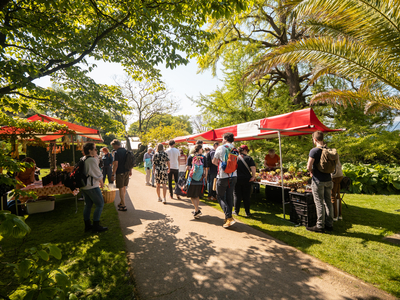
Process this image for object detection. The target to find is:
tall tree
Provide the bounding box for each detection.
[117,76,179,137]
[198,0,312,106]
[128,114,193,137]
[0,0,247,126]
[251,0,400,112]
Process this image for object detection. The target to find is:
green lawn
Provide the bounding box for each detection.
[203,189,400,298]
[1,195,135,299]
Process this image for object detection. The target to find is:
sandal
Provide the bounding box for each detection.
[118,203,123,207]
[118,206,127,211]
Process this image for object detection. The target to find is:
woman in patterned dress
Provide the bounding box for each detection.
[152,143,170,204]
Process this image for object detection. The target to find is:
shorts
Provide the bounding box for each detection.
[116,172,129,188]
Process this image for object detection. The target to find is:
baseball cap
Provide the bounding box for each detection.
[240,145,249,152]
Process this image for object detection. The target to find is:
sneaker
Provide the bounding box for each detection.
[325,225,333,231]
[306,225,325,233]
[333,217,338,221]
[158,197,162,202]
[338,216,343,220]
[146,183,151,186]
[193,210,202,218]
[232,211,238,216]
[245,213,252,218]
[223,217,236,228]
[162,198,167,204]
[177,195,182,200]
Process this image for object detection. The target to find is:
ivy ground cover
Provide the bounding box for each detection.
[1,196,135,299]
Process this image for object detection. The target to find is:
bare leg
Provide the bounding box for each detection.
[156,183,161,198]
[162,184,167,199]
[119,186,126,206]
[191,197,199,211]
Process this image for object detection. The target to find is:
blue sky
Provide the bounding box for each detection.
[34,58,222,123]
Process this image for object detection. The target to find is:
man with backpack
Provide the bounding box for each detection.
[111,139,132,212]
[307,131,335,233]
[212,132,238,228]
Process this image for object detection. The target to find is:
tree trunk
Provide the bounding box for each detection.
[285,64,307,107]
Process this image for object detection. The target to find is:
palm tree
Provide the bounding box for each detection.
[245,0,400,112]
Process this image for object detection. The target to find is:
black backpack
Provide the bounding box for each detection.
[124,150,136,170]
[65,157,89,191]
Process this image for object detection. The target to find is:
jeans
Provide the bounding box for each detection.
[208,172,217,197]
[234,179,252,215]
[102,165,113,184]
[216,177,237,219]
[168,169,179,196]
[151,169,155,186]
[311,179,333,228]
[81,187,104,222]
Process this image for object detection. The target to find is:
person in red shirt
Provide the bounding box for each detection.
[264,149,280,171]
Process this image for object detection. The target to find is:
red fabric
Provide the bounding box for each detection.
[0,114,102,141]
[168,108,341,143]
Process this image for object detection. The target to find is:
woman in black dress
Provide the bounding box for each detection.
[233,145,256,217]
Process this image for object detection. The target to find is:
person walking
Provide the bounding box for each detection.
[307,131,334,233]
[331,156,344,221]
[152,143,170,204]
[206,142,219,200]
[166,140,180,199]
[111,139,131,212]
[212,132,238,228]
[178,148,187,178]
[233,145,256,217]
[101,147,113,185]
[143,147,153,186]
[81,142,108,233]
[186,144,207,218]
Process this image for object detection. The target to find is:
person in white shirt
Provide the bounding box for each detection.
[166,140,181,199]
[81,142,108,233]
[212,132,238,228]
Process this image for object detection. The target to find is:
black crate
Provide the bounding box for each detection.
[289,191,314,205]
[290,202,317,227]
[264,184,290,203]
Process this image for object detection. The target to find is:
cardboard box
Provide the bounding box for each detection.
[26,200,55,214]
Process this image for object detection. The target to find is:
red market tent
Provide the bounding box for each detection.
[27,114,102,141]
[170,108,343,220]
[212,108,340,141]
[0,114,102,141]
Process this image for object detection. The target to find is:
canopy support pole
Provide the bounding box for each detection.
[278,131,285,220]
[72,135,75,166]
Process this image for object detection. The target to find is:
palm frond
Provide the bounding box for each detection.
[244,36,400,91]
[311,89,400,111]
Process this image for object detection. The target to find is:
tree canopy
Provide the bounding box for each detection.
[0,0,247,130]
[253,0,400,112]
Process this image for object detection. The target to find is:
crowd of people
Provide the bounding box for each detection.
[139,130,343,231]
[10,131,342,233]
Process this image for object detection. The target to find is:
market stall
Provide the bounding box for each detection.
[169,108,342,220]
[0,115,103,215]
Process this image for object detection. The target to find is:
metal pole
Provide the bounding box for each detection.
[278,131,285,219]
[72,135,75,165]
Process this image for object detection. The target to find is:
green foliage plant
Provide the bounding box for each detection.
[0,211,81,300]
